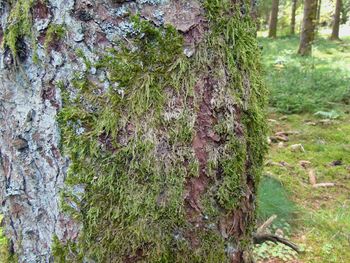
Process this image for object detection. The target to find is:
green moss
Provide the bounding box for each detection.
[217,136,247,210]
[44,23,66,51]
[3,0,35,58]
[55,1,267,261]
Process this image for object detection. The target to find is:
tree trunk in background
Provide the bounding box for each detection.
[330,0,342,40]
[298,0,318,55]
[269,0,280,38]
[291,0,298,34]
[317,0,322,24]
[0,0,267,262]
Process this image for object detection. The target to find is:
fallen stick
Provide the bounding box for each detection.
[308,169,317,185]
[313,182,336,188]
[253,233,301,253]
[257,215,277,234]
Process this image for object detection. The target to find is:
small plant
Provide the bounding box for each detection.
[254,241,299,262]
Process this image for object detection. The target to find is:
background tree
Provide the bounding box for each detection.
[298,0,318,55]
[0,0,267,262]
[330,0,342,40]
[269,0,280,37]
[291,0,299,34]
[340,0,350,23]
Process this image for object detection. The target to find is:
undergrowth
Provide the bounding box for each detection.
[259,36,350,114]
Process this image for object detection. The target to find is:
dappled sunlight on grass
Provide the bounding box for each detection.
[263,111,350,262]
[259,36,350,113]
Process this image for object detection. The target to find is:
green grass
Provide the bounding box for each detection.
[255,35,350,262]
[259,36,350,114]
[261,111,350,262]
[257,176,296,227]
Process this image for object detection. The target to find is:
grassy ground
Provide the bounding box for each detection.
[259,35,350,114]
[255,34,350,262]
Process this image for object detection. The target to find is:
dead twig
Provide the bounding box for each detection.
[312,182,336,188]
[257,215,277,234]
[253,233,301,253]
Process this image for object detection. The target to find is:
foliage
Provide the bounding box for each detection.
[254,241,299,262]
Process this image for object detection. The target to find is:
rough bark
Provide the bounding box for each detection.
[330,0,342,40]
[290,0,298,35]
[0,0,267,262]
[268,0,280,38]
[298,0,318,55]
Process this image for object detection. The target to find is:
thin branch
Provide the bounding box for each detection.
[253,233,301,253]
[257,215,277,234]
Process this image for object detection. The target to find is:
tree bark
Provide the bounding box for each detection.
[269,0,280,38]
[298,0,318,55]
[291,0,298,35]
[0,0,267,262]
[330,0,342,40]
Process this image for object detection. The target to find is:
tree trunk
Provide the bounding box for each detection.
[330,0,342,40]
[0,1,267,262]
[298,0,318,55]
[317,0,322,24]
[269,0,280,38]
[291,0,298,35]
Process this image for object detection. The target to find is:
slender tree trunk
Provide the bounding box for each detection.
[269,0,280,38]
[317,0,322,23]
[330,0,342,40]
[315,0,322,33]
[298,0,318,55]
[250,0,261,33]
[0,0,267,262]
[291,0,298,35]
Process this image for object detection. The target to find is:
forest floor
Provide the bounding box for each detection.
[255,34,350,262]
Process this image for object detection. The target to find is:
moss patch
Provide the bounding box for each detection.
[55,1,267,262]
[2,0,35,59]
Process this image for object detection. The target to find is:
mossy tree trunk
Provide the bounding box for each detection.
[330,0,342,40]
[298,0,318,55]
[268,0,280,38]
[290,0,298,35]
[0,0,267,262]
